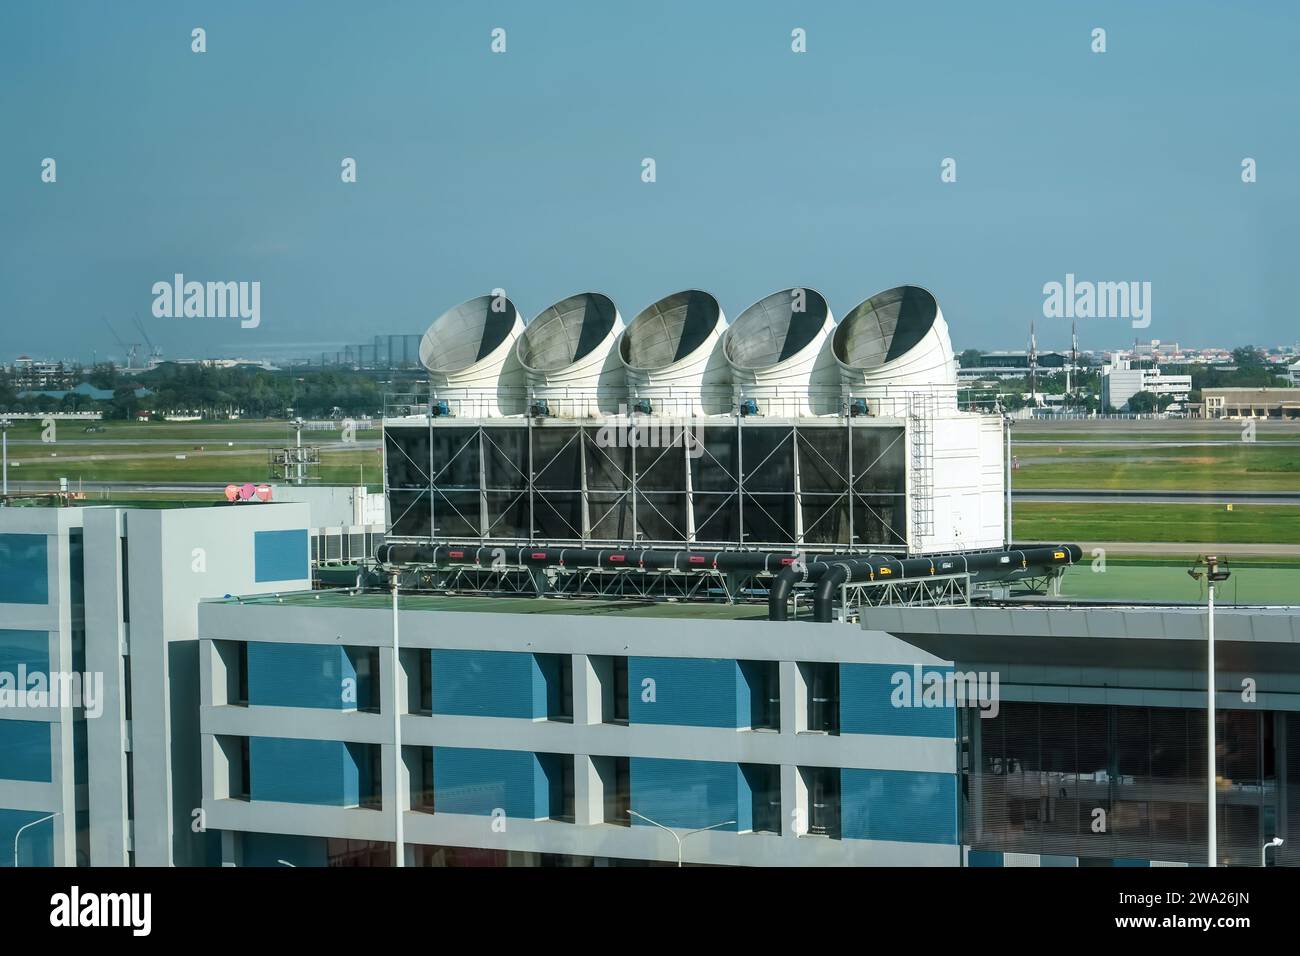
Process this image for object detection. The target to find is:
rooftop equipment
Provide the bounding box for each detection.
[516,292,626,417]
[723,288,838,416]
[832,285,958,416]
[618,290,730,416]
[418,294,527,417]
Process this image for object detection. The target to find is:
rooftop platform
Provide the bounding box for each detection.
[215,589,771,620]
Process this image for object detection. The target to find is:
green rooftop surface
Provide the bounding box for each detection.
[219,590,772,620]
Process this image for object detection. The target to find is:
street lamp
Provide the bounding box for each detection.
[0,418,11,498]
[627,810,736,867]
[1188,554,1231,867]
[1262,837,1283,867]
[13,811,58,867]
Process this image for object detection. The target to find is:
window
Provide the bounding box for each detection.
[802,766,840,838]
[744,763,781,833]
[800,662,838,734]
[741,660,780,730]
[612,656,629,723]
[601,756,631,826]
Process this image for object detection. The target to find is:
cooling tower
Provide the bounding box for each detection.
[724,288,837,416]
[419,294,527,417]
[517,292,626,417]
[832,285,958,416]
[618,290,730,416]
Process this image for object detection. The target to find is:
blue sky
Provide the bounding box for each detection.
[2,0,1297,362]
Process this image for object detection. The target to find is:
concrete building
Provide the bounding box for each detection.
[1203,387,1300,420]
[0,501,312,866]
[1101,358,1191,412]
[191,593,1300,868]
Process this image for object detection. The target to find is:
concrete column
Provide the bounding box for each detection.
[574,654,611,725]
[82,509,130,867]
[781,763,802,838]
[574,754,605,825]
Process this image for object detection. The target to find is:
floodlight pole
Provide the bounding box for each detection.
[1207,576,1217,867]
[0,418,11,497]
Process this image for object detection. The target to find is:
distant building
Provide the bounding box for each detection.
[1290,361,1300,387]
[1203,387,1300,419]
[1100,357,1191,411]
[956,351,1076,381]
[8,357,71,391]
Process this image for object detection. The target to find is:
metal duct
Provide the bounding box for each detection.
[724,288,838,416]
[516,292,626,417]
[419,294,527,417]
[618,290,730,416]
[832,285,957,416]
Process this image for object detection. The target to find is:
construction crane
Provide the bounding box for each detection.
[133,316,163,367]
[102,318,141,370]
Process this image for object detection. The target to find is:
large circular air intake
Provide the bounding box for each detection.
[517,292,626,416]
[618,290,729,416]
[833,285,957,415]
[723,287,836,416]
[419,294,527,416]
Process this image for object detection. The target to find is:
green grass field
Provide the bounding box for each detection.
[1010,443,1300,492]
[1056,559,1300,605]
[3,420,381,486]
[1013,502,1300,544]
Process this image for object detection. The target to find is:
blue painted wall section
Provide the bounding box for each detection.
[629,757,751,832]
[430,650,561,719]
[0,720,51,782]
[0,534,48,604]
[433,747,561,819]
[253,529,309,583]
[629,657,755,729]
[247,642,358,710]
[0,808,54,866]
[840,663,958,738]
[248,736,367,806]
[840,768,958,844]
[0,630,49,674]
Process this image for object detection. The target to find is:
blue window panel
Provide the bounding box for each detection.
[0,630,49,674]
[628,657,746,728]
[0,808,54,866]
[0,720,52,782]
[630,758,746,832]
[430,650,551,719]
[967,849,1004,867]
[0,534,48,604]
[241,832,330,868]
[840,768,958,845]
[433,747,554,819]
[249,737,361,806]
[1041,854,1079,867]
[253,529,309,583]
[246,642,357,710]
[1113,857,1151,867]
[840,663,958,738]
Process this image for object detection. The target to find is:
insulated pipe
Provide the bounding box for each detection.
[805,545,1081,622]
